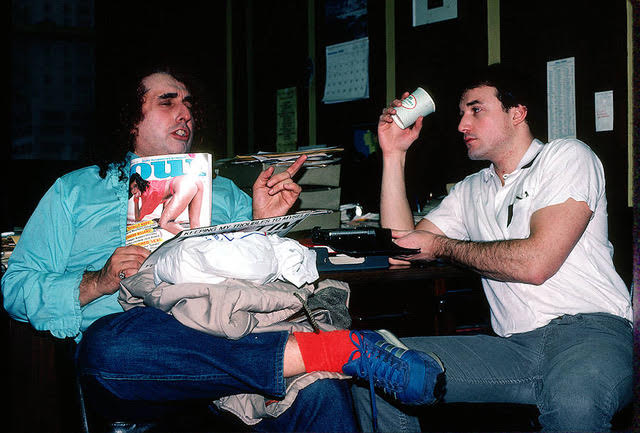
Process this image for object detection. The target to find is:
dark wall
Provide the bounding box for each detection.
[233,0,311,155]
[3,1,229,232]
[93,1,228,158]
[5,0,635,284]
[342,1,632,285]
[499,1,633,285]
[280,0,632,284]
[240,0,634,284]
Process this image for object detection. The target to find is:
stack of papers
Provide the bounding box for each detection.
[224,147,343,167]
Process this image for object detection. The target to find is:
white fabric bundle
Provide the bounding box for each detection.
[153,232,318,287]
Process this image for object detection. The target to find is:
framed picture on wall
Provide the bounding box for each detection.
[412,0,458,27]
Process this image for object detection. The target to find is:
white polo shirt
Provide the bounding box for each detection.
[425,138,632,337]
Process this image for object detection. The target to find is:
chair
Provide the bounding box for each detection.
[75,373,250,433]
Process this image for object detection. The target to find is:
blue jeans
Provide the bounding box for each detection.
[76,307,357,432]
[352,313,632,432]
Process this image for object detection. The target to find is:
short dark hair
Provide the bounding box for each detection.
[460,63,533,113]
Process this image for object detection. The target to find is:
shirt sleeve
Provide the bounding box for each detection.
[1,178,83,339]
[530,140,605,214]
[211,176,253,225]
[423,180,471,240]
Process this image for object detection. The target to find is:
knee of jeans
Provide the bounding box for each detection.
[540,370,632,424]
[298,379,353,408]
[293,380,357,427]
[77,327,122,371]
[77,310,148,371]
[258,380,357,433]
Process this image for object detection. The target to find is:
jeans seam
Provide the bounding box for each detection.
[448,377,538,386]
[533,319,552,413]
[273,332,287,395]
[85,374,231,381]
[604,372,633,416]
[398,410,409,432]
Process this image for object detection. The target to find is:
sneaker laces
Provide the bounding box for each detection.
[347,331,407,432]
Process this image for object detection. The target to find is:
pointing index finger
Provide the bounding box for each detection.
[286,155,307,178]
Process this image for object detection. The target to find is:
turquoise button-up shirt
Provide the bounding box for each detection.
[2,156,252,341]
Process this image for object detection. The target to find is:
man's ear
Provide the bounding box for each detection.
[511,104,528,125]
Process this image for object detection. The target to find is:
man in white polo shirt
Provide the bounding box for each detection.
[356,64,632,432]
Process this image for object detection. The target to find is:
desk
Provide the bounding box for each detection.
[319,262,489,337]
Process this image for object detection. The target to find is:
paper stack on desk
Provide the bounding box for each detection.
[230,146,343,166]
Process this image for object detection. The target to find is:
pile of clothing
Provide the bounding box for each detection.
[118,232,352,424]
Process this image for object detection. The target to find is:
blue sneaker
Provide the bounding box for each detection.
[343,330,444,432]
[342,329,444,405]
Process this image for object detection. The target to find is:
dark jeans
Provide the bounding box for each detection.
[77,307,357,432]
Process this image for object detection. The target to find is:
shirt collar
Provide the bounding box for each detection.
[105,152,137,185]
[482,139,544,182]
[126,151,138,162]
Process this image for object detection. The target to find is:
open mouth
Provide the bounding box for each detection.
[172,128,190,140]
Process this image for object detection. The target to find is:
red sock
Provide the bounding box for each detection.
[293,330,361,373]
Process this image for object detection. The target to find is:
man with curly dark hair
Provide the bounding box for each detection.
[3,67,358,431]
[4,66,449,432]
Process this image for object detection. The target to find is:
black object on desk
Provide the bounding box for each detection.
[311,227,420,257]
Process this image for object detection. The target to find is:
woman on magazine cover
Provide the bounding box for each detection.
[129,172,204,234]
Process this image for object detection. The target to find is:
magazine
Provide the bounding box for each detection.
[126,153,212,252]
[140,209,331,269]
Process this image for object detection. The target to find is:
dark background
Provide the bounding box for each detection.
[4,1,639,432]
[6,0,636,285]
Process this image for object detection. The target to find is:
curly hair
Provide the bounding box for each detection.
[93,65,207,181]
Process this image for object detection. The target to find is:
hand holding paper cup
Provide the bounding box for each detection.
[391,87,436,129]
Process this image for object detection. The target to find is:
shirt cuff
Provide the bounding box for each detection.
[45,270,84,339]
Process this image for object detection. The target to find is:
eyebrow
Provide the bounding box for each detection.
[459,99,483,114]
[158,93,193,104]
[158,92,178,100]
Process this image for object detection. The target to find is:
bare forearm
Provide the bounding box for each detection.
[402,200,591,286]
[434,236,550,285]
[78,245,150,306]
[79,270,103,306]
[380,153,415,230]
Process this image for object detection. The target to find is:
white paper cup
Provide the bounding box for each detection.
[391,87,436,129]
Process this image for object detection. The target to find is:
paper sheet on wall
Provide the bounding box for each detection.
[594,90,614,132]
[547,57,577,140]
[322,37,369,104]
